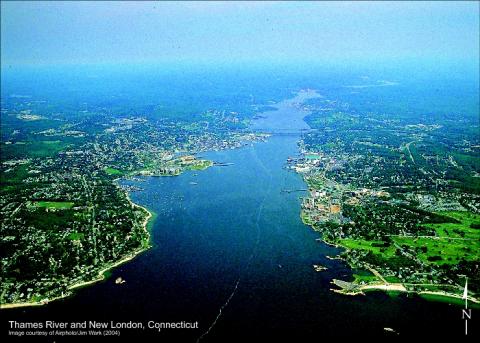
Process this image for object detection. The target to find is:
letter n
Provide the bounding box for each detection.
[462,309,471,320]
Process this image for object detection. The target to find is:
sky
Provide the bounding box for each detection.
[1,1,479,67]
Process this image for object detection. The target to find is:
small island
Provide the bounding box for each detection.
[313,264,328,272]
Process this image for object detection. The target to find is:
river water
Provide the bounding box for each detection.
[2,91,475,340]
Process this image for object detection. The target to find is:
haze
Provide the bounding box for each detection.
[1,1,479,68]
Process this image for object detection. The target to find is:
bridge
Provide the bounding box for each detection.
[249,128,317,136]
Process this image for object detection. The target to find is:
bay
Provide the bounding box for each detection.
[2,92,471,340]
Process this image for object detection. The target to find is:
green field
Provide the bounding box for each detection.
[352,269,378,283]
[34,201,75,209]
[384,276,402,283]
[340,238,397,258]
[395,211,480,265]
[2,140,69,160]
[392,236,478,265]
[68,232,85,240]
[104,167,124,176]
[338,212,479,267]
[187,160,213,171]
[424,211,480,239]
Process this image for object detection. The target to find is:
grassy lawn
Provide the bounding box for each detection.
[187,160,213,171]
[352,269,378,284]
[34,201,75,209]
[104,167,124,176]
[337,211,479,268]
[424,211,480,239]
[392,236,477,265]
[339,238,397,258]
[68,232,85,240]
[384,276,402,283]
[392,211,480,265]
[2,140,69,159]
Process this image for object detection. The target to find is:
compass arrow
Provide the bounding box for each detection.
[462,277,469,335]
[462,278,468,308]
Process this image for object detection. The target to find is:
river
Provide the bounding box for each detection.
[2,91,474,340]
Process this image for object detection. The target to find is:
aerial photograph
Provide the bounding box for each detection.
[1,0,479,340]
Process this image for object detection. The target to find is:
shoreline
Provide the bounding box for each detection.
[298,160,479,306]
[0,191,153,310]
[0,93,306,311]
[1,134,257,310]
[330,280,480,305]
[301,203,480,306]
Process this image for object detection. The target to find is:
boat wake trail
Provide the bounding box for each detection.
[196,146,273,342]
[196,278,240,343]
